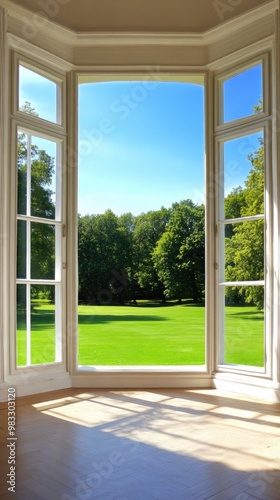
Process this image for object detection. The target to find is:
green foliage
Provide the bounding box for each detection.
[17,102,56,303]
[225,140,264,309]
[152,200,205,302]
[78,210,132,304]
[224,187,245,237]
[133,207,171,300]
[78,201,206,305]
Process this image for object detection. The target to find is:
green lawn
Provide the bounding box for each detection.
[17,302,56,366]
[17,302,264,367]
[78,302,205,365]
[224,306,264,366]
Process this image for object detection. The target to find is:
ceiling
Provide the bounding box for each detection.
[10,0,271,33]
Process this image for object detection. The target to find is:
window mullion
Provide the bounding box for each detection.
[26,220,31,284]
[26,282,31,366]
[26,133,32,366]
[55,284,62,362]
[26,133,31,218]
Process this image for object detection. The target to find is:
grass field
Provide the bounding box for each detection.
[17,302,264,367]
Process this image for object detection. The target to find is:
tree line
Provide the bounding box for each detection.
[78,200,205,304]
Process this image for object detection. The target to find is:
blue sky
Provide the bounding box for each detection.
[78,80,205,215]
[19,64,263,217]
[19,65,57,123]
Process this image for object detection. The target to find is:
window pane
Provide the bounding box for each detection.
[17,132,58,219]
[17,131,28,215]
[224,286,264,367]
[31,136,57,220]
[19,65,59,124]
[31,223,55,280]
[17,220,27,279]
[31,285,55,364]
[223,132,264,219]
[78,79,205,366]
[222,64,263,123]
[17,284,27,367]
[225,219,264,282]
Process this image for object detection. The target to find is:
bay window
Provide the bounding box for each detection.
[214,56,272,376]
[0,2,279,401]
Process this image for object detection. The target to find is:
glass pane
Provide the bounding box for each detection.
[223,132,264,219]
[31,222,55,280]
[31,285,55,364]
[222,64,263,123]
[31,136,57,220]
[17,131,28,215]
[224,286,264,367]
[17,284,27,367]
[225,219,264,282]
[17,220,27,279]
[78,79,206,366]
[19,65,59,124]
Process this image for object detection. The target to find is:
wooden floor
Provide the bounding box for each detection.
[0,389,280,500]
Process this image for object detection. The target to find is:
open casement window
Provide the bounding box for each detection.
[14,58,66,369]
[215,55,271,374]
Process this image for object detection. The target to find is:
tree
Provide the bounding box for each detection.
[152,200,205,302]
[78,210,132,304]
[133,207,171,300]
[224,186,245,237]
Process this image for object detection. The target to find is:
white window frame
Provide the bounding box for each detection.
[70,70,211,380]
[9,53,67,377]
[13,53,66,131]
[214,53,270,132]
[214,53,272,377]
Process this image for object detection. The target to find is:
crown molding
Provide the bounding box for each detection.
[0,0,77,44]
[75,0,279,47]
[75,31,204,47]
[203,0,278,45]
[0,0,278,53]
[7,33,74,71]
[207,36,274,71]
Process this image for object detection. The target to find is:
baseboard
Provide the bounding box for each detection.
[213,373,280,402]
[71,370,213,389]
[0,372,71,402]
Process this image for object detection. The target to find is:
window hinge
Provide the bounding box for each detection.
[215,224,218,235]
[214,262,218,270]
[62,262,67,270]
[62,224,66,237]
